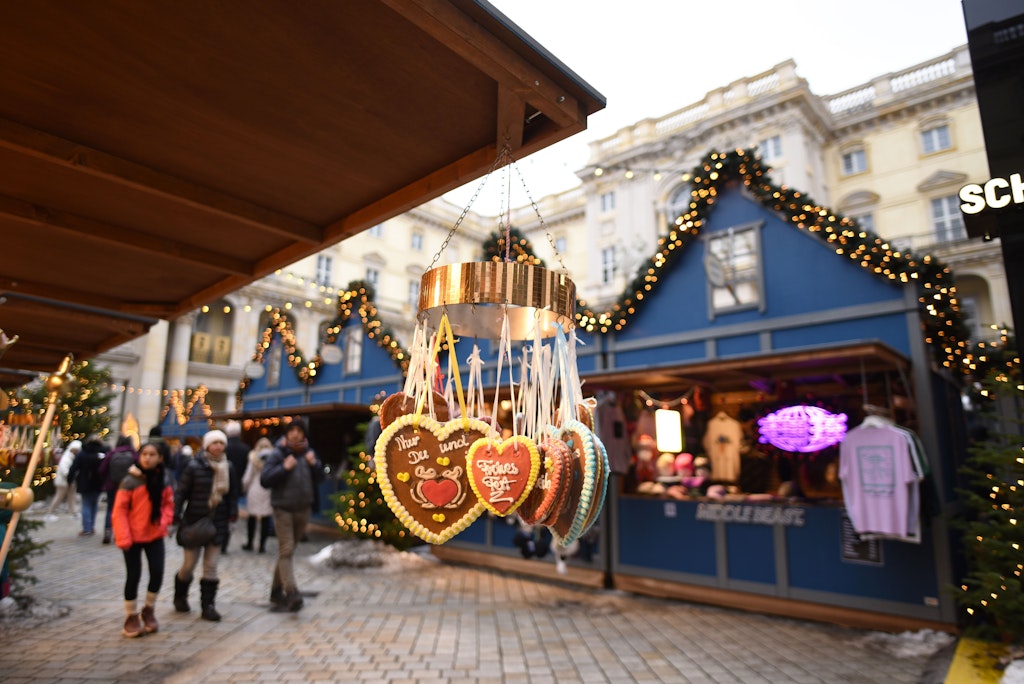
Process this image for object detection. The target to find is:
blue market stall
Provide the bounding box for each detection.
[224,285,407,513]
[434,150,970,631]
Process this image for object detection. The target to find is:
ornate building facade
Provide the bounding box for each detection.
[98,45,1007,434]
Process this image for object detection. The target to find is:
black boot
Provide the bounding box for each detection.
[173,574,192,613]
[242,518,255,551]
[269,586,287,612]
[199,579,221,622]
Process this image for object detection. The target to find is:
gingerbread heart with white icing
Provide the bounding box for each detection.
[466,435,540,517]
[518,437,570,525]
[374,414,492,544]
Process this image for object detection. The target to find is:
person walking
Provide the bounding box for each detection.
[172,429,237,622]
[112,442,174,638]
[99,436,137,545]
[67,436,105,537]
[240,437,274,553]
[260,418,322,612]
[46,439,81,518]
[222,421,248,554]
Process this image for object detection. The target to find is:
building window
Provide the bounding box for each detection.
[705,222,763,316]
[315,254,333,288]
[554,236,567,254]
[600,191,616,213]
[190,300,234,365]
[851,213,875,233]
[365,267,379,289]
[841,148,867,176]
[601,246,616,284]
[921,124,952,154]
[931,195,966,243]
[344,327,363,375]
[666,184,691,224]
[411,232,424,251]
[759,135,782,162]
[369,224,384,238]
[408,278,420,306]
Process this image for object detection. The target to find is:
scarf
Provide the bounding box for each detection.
[286,433,309,455]
[206,451,230,509]
[143,463,165,524]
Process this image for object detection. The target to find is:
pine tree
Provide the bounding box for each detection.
[330,421,415,550]
[481,226,544,266]
[956,332,1024,642]
[16,359,117,442]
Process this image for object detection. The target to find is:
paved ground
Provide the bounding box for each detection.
[1,508,951,683]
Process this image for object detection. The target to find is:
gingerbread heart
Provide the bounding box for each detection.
[518,438,570,525]
[546,420,599,547]
[580,431,610,536]
[466,436,540,517]
[374,414,492,544]
[378,391,450,429]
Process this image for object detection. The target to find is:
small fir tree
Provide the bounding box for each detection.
[956,332,1024,642]
[481,227,544,266]
[331,422,414,551]
[16,359,117,442]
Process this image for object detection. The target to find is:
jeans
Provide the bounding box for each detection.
[80,491,100,533]
[271,508,310,594]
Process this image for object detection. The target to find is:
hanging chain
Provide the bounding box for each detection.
[511,161,569,276]
[425,144,514,273]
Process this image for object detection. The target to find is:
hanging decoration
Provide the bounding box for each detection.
[374,145,609,547]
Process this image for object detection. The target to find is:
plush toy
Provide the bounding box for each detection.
[656,453,677,479]
[633,434,657,483]
[674,452,694,477]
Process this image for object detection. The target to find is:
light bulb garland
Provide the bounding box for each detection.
[575,149,971,373]
[237,281,410,401]
[159,386,212,427]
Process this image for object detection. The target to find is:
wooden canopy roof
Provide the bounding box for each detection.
[0,0,604,385]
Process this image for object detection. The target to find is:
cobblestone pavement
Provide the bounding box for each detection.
[0,509,941,683]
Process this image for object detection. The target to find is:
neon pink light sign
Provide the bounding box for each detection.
[757,405,847,453]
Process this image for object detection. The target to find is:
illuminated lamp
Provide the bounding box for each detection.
[757,405,847,453]
[655,408,683,453]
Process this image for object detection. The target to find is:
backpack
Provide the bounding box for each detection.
[108,449,136,488]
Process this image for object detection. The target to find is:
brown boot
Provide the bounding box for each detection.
[140,605,159,634]
[122,613,144,638]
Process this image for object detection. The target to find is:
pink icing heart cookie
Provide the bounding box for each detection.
[466,435,540,517]
[374,414,492,544]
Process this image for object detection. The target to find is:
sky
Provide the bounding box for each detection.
[444,0,971,214]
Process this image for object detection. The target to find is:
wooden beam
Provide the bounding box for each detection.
[496,85,526,150]
[0,194,252,276]
[0,295,154,336]
[0,116,322,244]
[382,0,583,129]
[0,276,134,315]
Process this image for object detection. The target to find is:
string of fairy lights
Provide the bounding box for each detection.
[576,149,971,374]
[237,282,409,400]
[232,149,990,407]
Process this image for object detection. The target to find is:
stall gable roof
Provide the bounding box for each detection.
[576,149,969,373]
[0,0,605,384]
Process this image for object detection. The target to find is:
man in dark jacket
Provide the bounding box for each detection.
[222,421,249,554]
[260,417,322,612]
[68,436,106,537]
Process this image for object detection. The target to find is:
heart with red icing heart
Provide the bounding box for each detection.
[374,414,492,544]
[466,436,540,517]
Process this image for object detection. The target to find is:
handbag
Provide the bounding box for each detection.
[176,514,216,548]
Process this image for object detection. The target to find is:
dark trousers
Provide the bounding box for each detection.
[123,538,165,601]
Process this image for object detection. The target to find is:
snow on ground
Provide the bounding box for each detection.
[307,538,436,573]
[858,629,956,659]
[1004,660,1024,684]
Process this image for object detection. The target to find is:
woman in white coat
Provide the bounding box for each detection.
[241,437,275,552]
[47,440,82,518]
